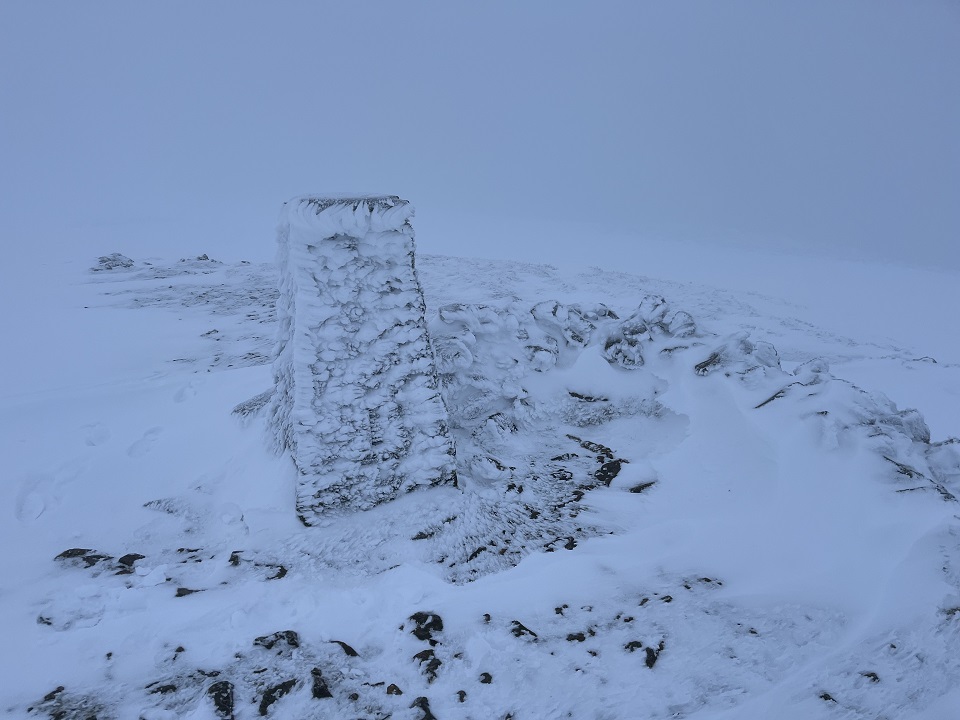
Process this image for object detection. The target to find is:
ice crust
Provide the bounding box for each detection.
[268,196,456,522]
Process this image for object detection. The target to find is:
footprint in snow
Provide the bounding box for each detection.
[82,422,111,446]
[14,473,54,521]
[173,382,197,403]
[128,427,163,457]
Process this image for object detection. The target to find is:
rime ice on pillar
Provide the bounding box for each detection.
[269,195,457,523]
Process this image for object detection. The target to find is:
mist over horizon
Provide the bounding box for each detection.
[2,1,958,273]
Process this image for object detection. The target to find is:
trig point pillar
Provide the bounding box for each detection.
[269,195,457,524]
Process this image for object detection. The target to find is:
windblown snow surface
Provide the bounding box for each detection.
[2,248,960,719]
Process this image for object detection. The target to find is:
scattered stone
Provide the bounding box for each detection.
[207,680,234,719]
[409,612,444,643]
[666,311,696,337]
[510,620,538,639]
[819,692,837,703]
[860,671,880,683]
[480,672,493,684]
[567,632,586,642]
[387,683,403,695]
[266,565,287,580]
[595,459,622,485]
[602,333,644,368]
[311,668,332,699]
[330,640,359,657]
[569,391,609,403]
[566,435,614,459]
[468,546,487,561]
[92,253,134,271]
[645,641,665,669]
[259,679,296,716]
[148,683,177,695]
[629,481,657,493]
[411,696,437,720]
[43,686,65,702]
[117,553,145,568]
[254,630,300,651]
[624,641,643,652]
[54,548,113,568]
[175,587,202,597]
[413,649,441,683]
[457,690,467,702]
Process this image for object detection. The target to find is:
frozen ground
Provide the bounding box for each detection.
[1,248,959,719]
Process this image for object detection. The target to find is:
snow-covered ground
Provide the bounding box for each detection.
[2,238,959,719]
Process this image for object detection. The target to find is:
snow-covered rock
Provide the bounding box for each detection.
[91,252,134,271]
[268,196,457,523]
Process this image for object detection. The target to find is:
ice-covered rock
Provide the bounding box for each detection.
[91,252,134,271]
[268,196,456,522]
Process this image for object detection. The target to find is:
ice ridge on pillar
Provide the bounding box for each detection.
[269,195,457,523]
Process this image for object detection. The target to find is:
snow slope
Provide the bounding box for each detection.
[1,248,959,719]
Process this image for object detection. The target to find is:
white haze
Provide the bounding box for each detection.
[1,1,958,272]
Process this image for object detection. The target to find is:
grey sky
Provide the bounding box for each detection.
[2,1,957,269]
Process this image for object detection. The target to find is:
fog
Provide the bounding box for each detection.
[2,1,958,271]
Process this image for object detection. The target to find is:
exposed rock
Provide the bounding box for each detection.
[54,548,113,569]
[254,630,300,652]
[329,640,359,657]
[258,679,296,716]
[595,459,622,485]
[409,612,444,644]
[509,620,538,639]
[310,668,332,699]
[645,640,665,668]
[411,696,437,720]
[92,253,134,271]
[413,649,441,683]
[207,680,234,719]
